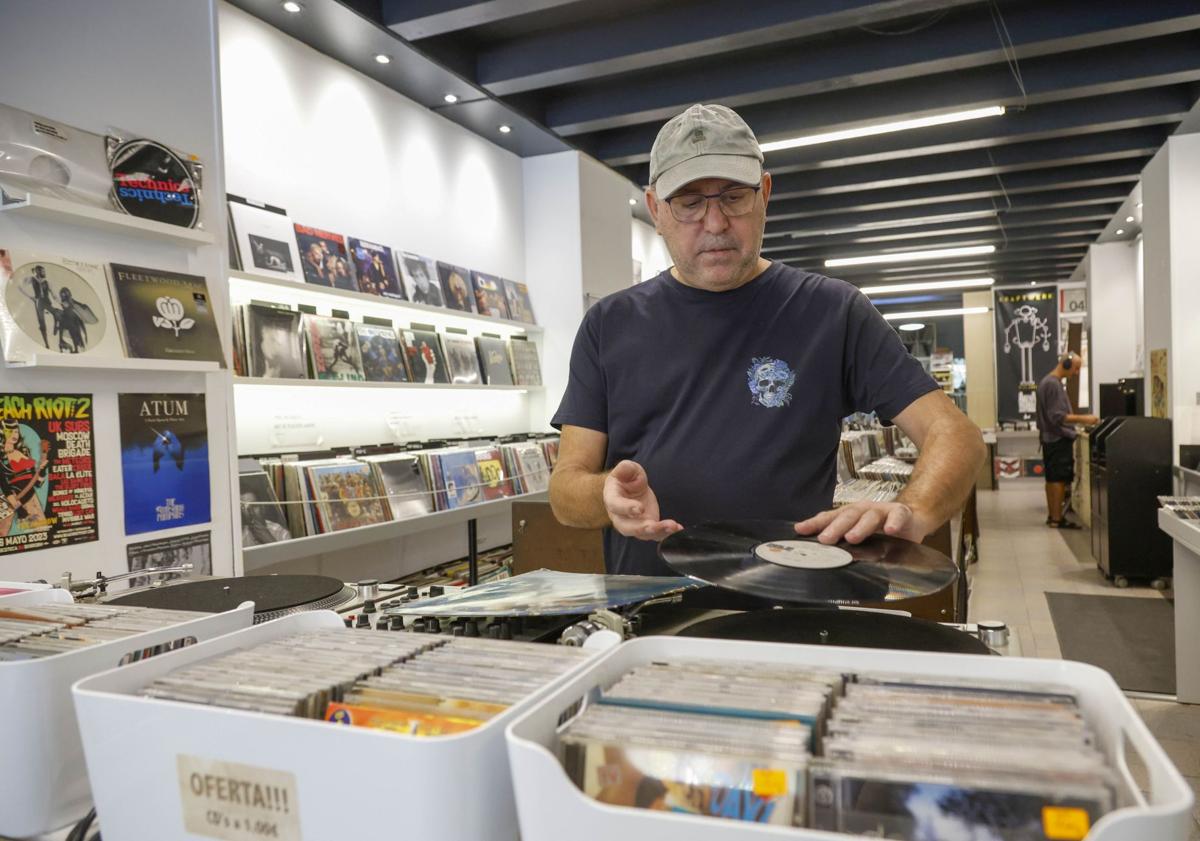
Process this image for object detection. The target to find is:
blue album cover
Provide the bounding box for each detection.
[119,393,210,535]
[436,449,482,510]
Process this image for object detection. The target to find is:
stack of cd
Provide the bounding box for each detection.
[833,478,905,507]
[0,604,203,662]
[857,456,915,483]
[559,660,842,827]
[140,630,588,736]
[1159,495,1200,520]
[813,674,1117,838]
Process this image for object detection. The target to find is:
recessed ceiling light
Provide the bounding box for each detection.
[1136,202,1143,208]
[628,198,637,206]
[443,93,459,104]
[281,0,302,11]
[1116,229,1125,235]
[859,277,994,296]
[881,306,990,321]
[374,54,391,64]
[898,322,926,332]
[1029,281,1037,286]
[825,244,996,268]
[760,106,1005,153]
[1125,215,1134,223]
[498,124,512,134]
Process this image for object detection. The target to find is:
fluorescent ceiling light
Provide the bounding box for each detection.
[760,106,1005,153]
[898,322,926,332]
[826,244,996,268]
[859,277,994,296]
[882,306,989,321]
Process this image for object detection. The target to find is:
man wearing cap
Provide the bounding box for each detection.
[549,104,986,579]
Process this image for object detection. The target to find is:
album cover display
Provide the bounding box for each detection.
[348,237,404,299]
[303,314,364,382]
[398,252,444,307]
[436,449,482,510]
[503,279,536,324]
[362,453,432,520]
[244,303,304,379]
[227,196,302,282]
[294,224,357,290]
[475,336,514,385]
[118,393,211,535]
[400,329,449,384]
[308,462,389,532]
[238,471,290,547]
[0,248,123,362]
[107,136,202,228]
[474,446,514,500]
[470,271,510,319]
[0,103,112,210]
[443,334,482,384]
[126,530,211,589]
[0,393,98,556]
[437,262,476,313]
[507,338,542,386]
[514,442,550,492]
[355,323,409,383]
[108,263,224,363]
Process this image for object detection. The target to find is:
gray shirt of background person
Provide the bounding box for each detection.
[1036,373,1076,443]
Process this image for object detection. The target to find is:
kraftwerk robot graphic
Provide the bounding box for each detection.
[1002,303,1051,414]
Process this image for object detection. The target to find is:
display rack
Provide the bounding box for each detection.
[507,636,1196,841]
[0,188,216,247]
[6,355,223,373]
[233,376,539,392]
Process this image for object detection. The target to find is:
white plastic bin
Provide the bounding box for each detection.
[72,610,601,841]
[506,636,1195,841]
[0,589,253,837]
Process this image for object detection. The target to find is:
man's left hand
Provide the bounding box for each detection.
[794,502,934,545]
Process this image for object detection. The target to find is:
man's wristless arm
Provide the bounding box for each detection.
[548,465,611,529]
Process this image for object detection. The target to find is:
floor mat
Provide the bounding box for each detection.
[1046,592,1176,694]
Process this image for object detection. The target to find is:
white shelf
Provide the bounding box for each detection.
[6,354,222,373]
[242,491,547,568]
[0,188,215,247]
[1158,508,1200,556]
[229,270,543,335]
[233,376,540,391]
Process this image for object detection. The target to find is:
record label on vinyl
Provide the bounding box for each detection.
[4,259,108,354]
[108,139,201,228]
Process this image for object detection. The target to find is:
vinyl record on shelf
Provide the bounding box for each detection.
[659,519,957,605]
[108,139,201,228]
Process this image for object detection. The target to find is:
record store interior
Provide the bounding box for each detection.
[4,1,1200,839]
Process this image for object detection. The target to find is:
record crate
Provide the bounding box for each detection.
[0,587,253,838]
[505,636,1195,841]
[71,610,604,841]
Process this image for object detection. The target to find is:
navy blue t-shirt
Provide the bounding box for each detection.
[551,262,939,576]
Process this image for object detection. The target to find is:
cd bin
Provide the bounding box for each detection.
[72,610,601,841]
[506,636,1195,841]
[0,587,253,838]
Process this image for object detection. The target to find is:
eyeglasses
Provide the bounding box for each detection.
[664,185,761,223]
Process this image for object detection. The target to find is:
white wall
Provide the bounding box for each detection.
[1086,241,1141,411]
[0,0,237,584]
[632,217,672,281]
[579,155,638,300]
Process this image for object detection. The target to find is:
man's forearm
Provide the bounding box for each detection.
[897,415,985,531]
[549,466,611,529]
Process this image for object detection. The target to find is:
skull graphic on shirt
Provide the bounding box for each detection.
[747,357,796,408]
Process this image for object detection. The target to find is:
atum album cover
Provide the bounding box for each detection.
[119,393,211,535]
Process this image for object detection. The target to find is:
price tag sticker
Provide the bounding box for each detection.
[1042,806,1090,840]
[751,768,789,797]
[178,755,301,840]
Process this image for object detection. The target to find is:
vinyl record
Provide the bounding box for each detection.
[4,258,109,354]
[108,139,200,228]
[659,519,957,605]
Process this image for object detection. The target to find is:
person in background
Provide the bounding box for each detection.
[1035,352,1098,528]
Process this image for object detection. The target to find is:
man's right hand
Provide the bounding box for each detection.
[603,460,683,541]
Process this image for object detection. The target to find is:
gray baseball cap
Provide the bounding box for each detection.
[649,104,763,199]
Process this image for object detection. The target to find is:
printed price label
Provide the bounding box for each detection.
[178,755,301,841]
[1042,806,1090,840]
[751,768,789,797]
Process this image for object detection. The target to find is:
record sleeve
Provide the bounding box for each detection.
[363,454,432,520]
[244,303,304,379]
[437,449,482,510]
[227,196,302,282]
[474,446,514,500]
[474,336,514,385]
[108,263,224,363]
[107,136,202,228]
[355,323,409,382]
[470,271,510,319]
[0,103,112,210]
[503,279,536,324]
[348,237,404,299]
[400,329,450,384]
[118,393,211,535]
[307,462,389,532]
[398,252,444,307]
[0,248,123,363]
[507,338,542,386]
[443,334,482,385]
[238,471,290,547]
[294,224,357,290]
[303,314,364,381]
[437,262,476,313]
[514,442,550,492]
[126,530,212,589]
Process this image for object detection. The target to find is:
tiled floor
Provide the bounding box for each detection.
[968,481,1200,839]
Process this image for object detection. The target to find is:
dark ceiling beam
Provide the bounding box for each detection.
[382,0,589,40]
[470,0,980,96]
[545,0,1200,136]
[588,32,1200,166]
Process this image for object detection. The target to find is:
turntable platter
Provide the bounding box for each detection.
[105,575,356,622]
